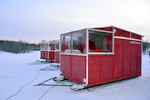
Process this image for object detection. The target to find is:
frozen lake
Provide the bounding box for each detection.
[0,51,150,100]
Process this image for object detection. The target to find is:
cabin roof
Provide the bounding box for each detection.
[92,26,144,37]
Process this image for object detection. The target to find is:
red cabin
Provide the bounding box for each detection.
[40,40,60,63]
[60,26,142,88]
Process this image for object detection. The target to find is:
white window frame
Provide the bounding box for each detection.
[60,29,87,56]
[87,28,115,55]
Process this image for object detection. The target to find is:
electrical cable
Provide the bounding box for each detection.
[38,83,59,100]
[6,70,41,100]
[34,77,75,99]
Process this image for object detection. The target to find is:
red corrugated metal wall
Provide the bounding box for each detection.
[40,51,44,59]
[54,51,60,63]
[115,28,130,37]
[60,55,86,84]
[48,51,54,60]
[60,55,71,78]
[88,38,141,86]
[131,33,142,39]
[40,51,49,60]
[88,55,114,85]
[41,51,60,62]
[87,27,142,86]
[94,27,113,32]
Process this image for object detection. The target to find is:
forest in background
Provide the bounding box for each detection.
[0,40,149,54]
[143,41,150,54]
[0,40,40,53]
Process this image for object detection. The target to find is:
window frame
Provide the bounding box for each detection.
[60,32,72,54]
[55,41,60,51]
[60,29,87,55]
[87,28,114,55]
[60,28,115,55]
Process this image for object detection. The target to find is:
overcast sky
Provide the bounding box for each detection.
[0,0,150,42]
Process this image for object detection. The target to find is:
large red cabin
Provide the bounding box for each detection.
[60,26,142,87]
[40,40,60,63]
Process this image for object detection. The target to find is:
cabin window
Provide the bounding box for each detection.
[61,29,86,54]
[88,30,113,53]
[72,31,86,54]
[45,44,49,50]
[55,42,59,50]
[61,33,71,53]
[50,44,55,50]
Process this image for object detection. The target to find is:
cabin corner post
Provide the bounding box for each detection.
[85,28,89,86]
[112,27,116,54]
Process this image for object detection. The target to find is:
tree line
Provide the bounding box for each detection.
[0,40,149,54]
[0,40,40,53]
[143,41,150,54]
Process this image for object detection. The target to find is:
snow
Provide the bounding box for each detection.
[0,51,150,100]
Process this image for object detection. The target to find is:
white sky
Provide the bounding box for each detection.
[0,0,150,42]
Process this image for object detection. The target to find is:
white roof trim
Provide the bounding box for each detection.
[114,36,142,41]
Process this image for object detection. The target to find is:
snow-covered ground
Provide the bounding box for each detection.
[0,51,150,100]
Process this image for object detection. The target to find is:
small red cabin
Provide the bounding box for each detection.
[40,40,60,63]
[60,26,142,87]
